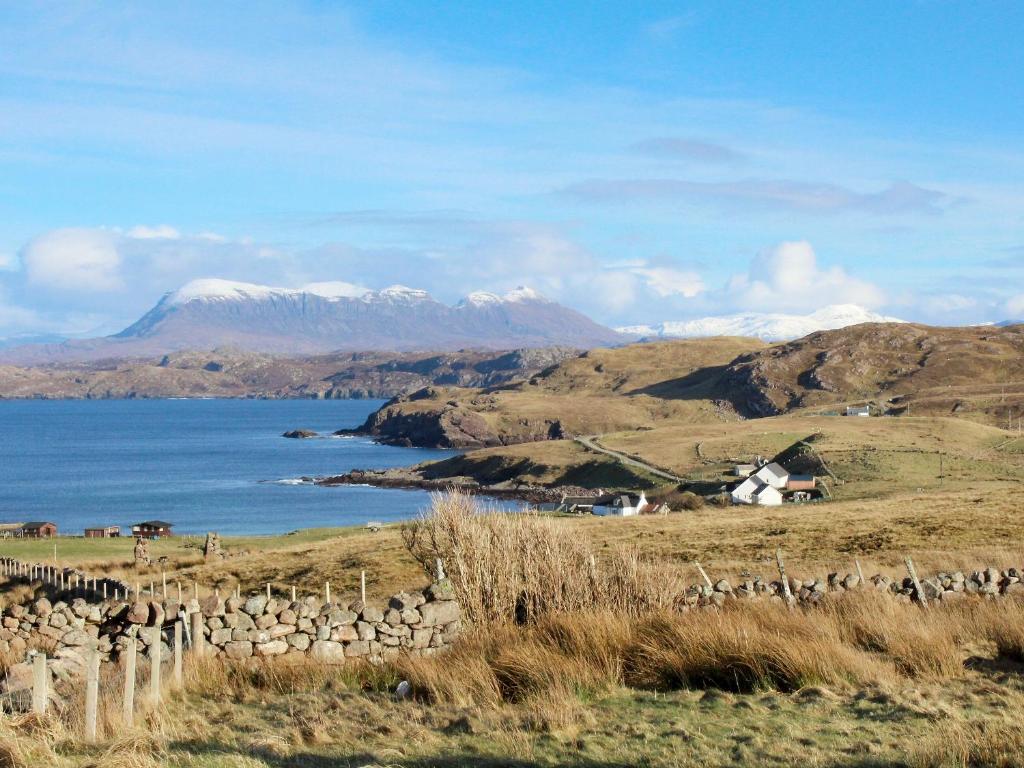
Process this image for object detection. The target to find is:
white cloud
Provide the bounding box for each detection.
[124,224,181,240]
[727,241,884,311]
[0,252,16,270]
[21,228,123,292]
[628,266,705,298]
[1006,294,1024,318]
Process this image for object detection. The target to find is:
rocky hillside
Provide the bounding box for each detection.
[0,347,577,400]
[350,337,765,448]
[350,323,1024,448]
[720,322,1024,420]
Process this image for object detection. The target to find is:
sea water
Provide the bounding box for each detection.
[0,399,480,535]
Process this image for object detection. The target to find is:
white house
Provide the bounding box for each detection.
[751,484,783,506]
[846,405,871,417]
[592,491,647,517]
[753,462,789,489]
[733,463,756,477]
[731,477,784,506]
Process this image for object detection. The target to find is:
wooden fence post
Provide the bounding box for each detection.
[162,572,167,598]
[84,647,100,742]
[855,559,865,586]
[177,581,182,603]
[32,652,47,714]
[694,561,714,589]
[291,585,296,602]
[360,571,366,604]
[325,581,331,604]
[149,626,162,702]
[173,621,183,688]
[776,549,794,605]
[123,632,137,726]
[190,610,205,658]
[266,583,271,601]
[905,556,928,608]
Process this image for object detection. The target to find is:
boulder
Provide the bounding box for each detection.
[331,625,359,642]
[254,640,289,656]
[344,640,371,657]
[200,595,225,618]
[243,595,268,616]
[360,605,385,623]
[224,641,253,659]
[283,429,319,439]
[417,601,460,627]
[311,640,346,663]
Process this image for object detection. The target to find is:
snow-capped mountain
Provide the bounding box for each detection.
[1,279,623,363]
[618,304,905,342]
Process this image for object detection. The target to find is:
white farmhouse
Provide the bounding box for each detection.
[730,477,783,506]
[751,484,783,506]
[752,462,789,489]
[592,491,648,517]
[846,405,871,417]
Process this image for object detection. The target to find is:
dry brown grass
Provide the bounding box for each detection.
[913,720,1024,768]
[402,491,686,623]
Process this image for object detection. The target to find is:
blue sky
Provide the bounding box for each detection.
[0,1,1022,336]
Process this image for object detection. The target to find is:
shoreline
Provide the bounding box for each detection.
[316,468,567,505]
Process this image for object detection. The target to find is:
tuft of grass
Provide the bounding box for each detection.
[402,490,685,624]
[913,720,1024,768]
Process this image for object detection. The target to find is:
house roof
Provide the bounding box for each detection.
[752,484,782,498]
[560,496,597,506]
[22,521,56,529]
[135,520,173,528]
[755,462,789,482]
[594,492,645,507]
[85,525,120,530]
[732,476,765,495]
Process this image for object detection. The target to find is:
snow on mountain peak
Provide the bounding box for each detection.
[618,304,905,342]
[462,291,502,307]
[168,278,371,305]
[301,281,370,299]
[503,286,547,303]
[375,285,432,302]
[169,279,282,304]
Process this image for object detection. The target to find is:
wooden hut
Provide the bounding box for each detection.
[85,525,121,538]
[21,522,57,538]
[131,520,173,539]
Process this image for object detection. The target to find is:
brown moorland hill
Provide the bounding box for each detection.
[720,322,1024,424]
[354,337,766,447]
[0,347,577,400]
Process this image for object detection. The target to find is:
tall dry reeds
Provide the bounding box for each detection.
[402,490,685,623]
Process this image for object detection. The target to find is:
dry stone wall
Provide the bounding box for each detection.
[678,564,1024,608]
[0,559,461,683]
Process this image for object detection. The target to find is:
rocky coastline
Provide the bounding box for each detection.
[316,467,583,505]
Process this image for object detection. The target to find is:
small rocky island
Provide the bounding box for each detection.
[282,429,319,439]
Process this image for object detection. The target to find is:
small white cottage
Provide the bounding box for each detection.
[731,477,784,506]
[751,462,788,489]
[592,491,648,517]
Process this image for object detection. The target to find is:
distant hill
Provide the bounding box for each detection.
[352,322,1024,448]
[0,278,625,364]
[719,322,1024,420]
[618,304,904,341]
[0,347,579,400]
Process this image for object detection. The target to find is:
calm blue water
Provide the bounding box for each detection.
[0,399,466,536]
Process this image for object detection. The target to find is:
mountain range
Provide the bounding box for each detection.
[617,304,905,342]
[0,279,624,364]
